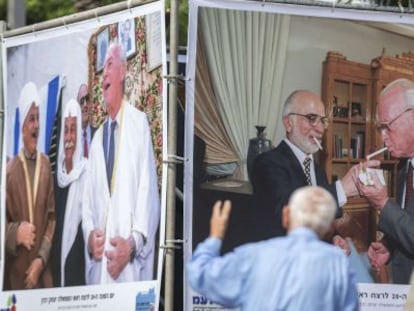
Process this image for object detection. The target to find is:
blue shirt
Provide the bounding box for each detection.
[187,228,359,310]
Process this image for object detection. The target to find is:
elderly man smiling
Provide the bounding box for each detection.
[83,42,160,284]
[52,98,88,287]
[5,81,55,290]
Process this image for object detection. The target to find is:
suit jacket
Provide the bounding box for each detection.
[378,159,414,284]
[251,140,340,240]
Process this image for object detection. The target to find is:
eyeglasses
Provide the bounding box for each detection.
[79,94,89,106]
[376,108,412,133]
[288,113,329,128]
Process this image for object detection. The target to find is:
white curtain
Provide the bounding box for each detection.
[199,8,290,179]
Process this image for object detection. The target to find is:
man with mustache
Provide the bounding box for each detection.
[51,99,87,287]
[83,42,160,284]
[77,83,94,158]
[4,81,56,290]
[251,90,378,239]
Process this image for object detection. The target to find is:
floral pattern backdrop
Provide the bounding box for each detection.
[87,16,163,187]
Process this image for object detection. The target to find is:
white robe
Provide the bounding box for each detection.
[82,102,160,284]
[59,160,88,286]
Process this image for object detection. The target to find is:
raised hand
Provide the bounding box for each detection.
[210,200,232,240]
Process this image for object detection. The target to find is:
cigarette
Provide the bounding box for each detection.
[313,137,323,150]
[366,146,388,160]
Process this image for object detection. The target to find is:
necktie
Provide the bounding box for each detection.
[303,157,312,186]
[83,129,88,158]
[405,161,413,208]
[107,121,117,188]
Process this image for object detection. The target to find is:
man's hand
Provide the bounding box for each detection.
[368,241,390,274]
[17,221,36,251]
[209,200,232,240]
[105,236,130,280]
[354,167,388,211]
[341,160,380,197]
[332,235,351,256]
[88,229,105,260]
[24,257,43,289]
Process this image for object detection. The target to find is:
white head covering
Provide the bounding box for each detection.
[18,82,40,151]
[57,98,86,188]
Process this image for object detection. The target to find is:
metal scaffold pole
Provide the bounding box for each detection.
[165,0,179,310]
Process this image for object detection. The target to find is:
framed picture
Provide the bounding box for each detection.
[145,12,162,72]
[118,18,136,58]
[96,27,109,72]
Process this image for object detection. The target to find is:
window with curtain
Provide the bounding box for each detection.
[195,8,291,180]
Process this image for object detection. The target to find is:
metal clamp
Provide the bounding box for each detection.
[160,239,184,250]
[163,74,188,87]
[94,9,100,23]
[163,154,187,164]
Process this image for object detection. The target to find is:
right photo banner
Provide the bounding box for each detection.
[184,1,414,310]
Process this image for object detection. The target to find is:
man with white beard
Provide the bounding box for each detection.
[251,90,379,239]
[52,98,88,286]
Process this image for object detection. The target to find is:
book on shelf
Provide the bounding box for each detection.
[333,135,343,158]
[350,131,365,159]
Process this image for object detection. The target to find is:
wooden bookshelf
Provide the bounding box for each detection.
[320,51,414,254]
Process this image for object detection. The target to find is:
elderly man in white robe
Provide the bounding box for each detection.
[52,99,88,286]
[82,42,160,284]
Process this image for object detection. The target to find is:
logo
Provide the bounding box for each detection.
[0,294,17,311]
[135,288,155,311]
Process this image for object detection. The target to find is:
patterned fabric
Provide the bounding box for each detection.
[303,157,312,186]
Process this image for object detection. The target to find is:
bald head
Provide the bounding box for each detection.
[282,90,324,117]
[285,186,336,236]
[377,78,414,158]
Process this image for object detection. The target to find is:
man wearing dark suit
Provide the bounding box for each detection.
[356,78,414,284]
[77,84,95,158]
[251,90,378,240]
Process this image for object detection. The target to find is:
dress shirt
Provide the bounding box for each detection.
[284,138,346,206]
[187,228,359,310]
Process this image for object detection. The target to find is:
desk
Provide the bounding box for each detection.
[200,179,253,195]
[194,179,265,254]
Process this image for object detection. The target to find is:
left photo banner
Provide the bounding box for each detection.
[0,1,167,310]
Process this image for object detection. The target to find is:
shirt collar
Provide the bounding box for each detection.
[284,138,313,164]
[288,227,319,240]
